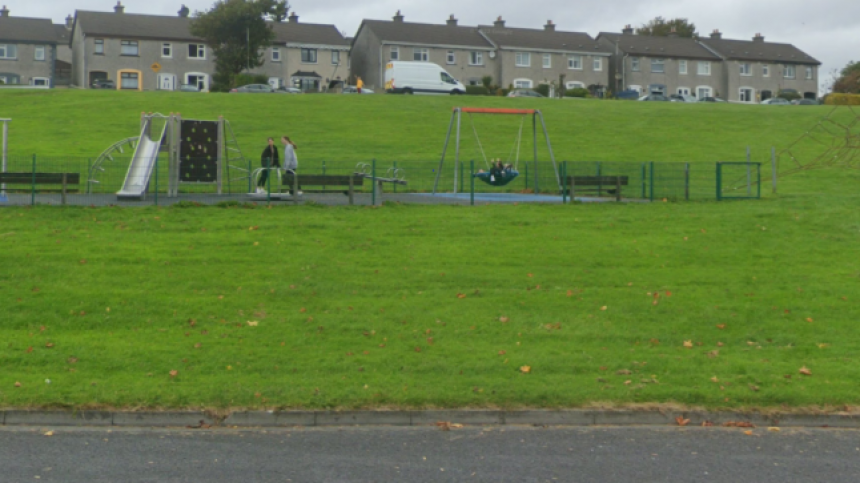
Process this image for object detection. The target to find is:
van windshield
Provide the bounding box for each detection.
[441,72,457,84]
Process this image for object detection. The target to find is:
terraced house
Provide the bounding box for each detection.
[69,2,349,91]
[0,5,71,87]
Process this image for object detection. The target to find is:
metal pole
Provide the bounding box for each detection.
[684,163,690,201]
[454,110,461,194]
[459,160,463,193]
[771,147,777,194]
[216,116,224,195]
[524,163,528,190]
[716,163,722,201]
[1,119,8,195]
[393,161,397,193]
[433,110,456,195]
[372,158,376,205]
[537,111,560,191]
[649,161,654,202]
[470,159,474,206]
[248,158,252,194]
[561,161,566,204]
[596,161,602,197]
[155,155,159,206]
[757,163,761,199]
[641,162,646,199]
[31,154,36,206]
[532,113,538,193]
[746,146,752,196]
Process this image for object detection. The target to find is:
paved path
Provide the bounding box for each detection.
[2,426,858,482]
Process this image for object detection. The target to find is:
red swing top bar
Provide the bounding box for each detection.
[457,107,537,115]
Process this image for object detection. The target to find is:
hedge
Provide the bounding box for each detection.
[825,94,860,106]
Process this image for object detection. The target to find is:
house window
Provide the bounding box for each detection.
[784,65,795,79]
[390,46,399,60]
[188,44,206,59]
[513,78,533,88]
[679,60,687,75]
[543,54,551,69]
[31,77,49,86]
[805,66,814,80]
[186,73,208,91]
[651,58,665,73]
[121,40,139,56]
[94,39,104,55]
[413,48,428,62]
[677,87,691,96]
[567,55,582,70]
[271,48,281,62]
[593,57,602,71]
[739,87,754,102]
[515,52,530,67]
[631,57,639,71]
[120,72,139,89]
[34,46,46,61]
[628,85,642,93]
[469,51,483,66]
[332,51,340,64]
[696,86,712,99]
[301,48,317,63]
[698,61,711,75]
[446,51,456,65]
[162,43,172,58]
[740,63,752,76]
[566,81,585,89]
[0,44,17,59]
[762,64,769,77]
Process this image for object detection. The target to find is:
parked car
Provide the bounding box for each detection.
[92,79,115,89]
[178,84,200,92]
[342,86,375,94]
[230,84,274,93]
[638,94,670,101]
[791,98,818,105]
[669,94,697,103]
[508,89,544,98]
[761,97,791,105]
[384,61,466,95]
[615,89,641,100]
[276,86,303,94]
[699,97,727,103]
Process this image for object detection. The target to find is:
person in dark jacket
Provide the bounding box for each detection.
[257,137,280,193]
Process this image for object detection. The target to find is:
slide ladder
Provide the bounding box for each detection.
[116,117,168,200]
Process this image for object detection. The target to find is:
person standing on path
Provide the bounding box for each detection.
[257,137,280,194]
[356,77,364,94]
[281,136,301,195]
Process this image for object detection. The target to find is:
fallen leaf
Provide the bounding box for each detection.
[743,430,754,436]
[566,290,573,297]
[79,259,87,264]
[817,343,830,349]
[710,376,719,383]
[716,324,726,330]
[527,273,533,278]
[600,306,608,311]
[683,340,693,348]
[498,350,506,355]
[707,350,719,359]
[623,380,632,386]
[246,320,259,327]
[457,293,466,299]
[749,384,760,392]
[299,308,306,313]
[616,369,633,375]
[675,416,690,426]
[44,431,54,437]
[499,316,509,323]
[169,370,178,378]
[768,427,781,432]
[799,366,812,376]
[519,365,531,374]
[45,342,54,348]
[414,347,422,353]
[14,381,21,387]
[26,346,33,353]
[717,342,724,347]
[806,317,814,323]
[702,421,714,427]
[426,337,434,345]
[649,338,660,345]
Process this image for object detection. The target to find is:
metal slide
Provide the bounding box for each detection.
[116,118,167,200]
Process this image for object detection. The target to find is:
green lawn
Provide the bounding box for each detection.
[1,90,859,410]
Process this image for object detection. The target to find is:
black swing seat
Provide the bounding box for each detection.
[474,169,520,187]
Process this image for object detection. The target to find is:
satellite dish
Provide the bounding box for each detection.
[489,51,496,59]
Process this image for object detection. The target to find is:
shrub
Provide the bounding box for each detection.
[777,90,802,101]
[825,94,860,106]
[234,73,271,88]
[534,84,551,97]
[497,88,510,97]
[565,88,589,98]
[481,76,493,90]
[465,85,490,96]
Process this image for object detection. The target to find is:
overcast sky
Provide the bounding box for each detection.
[6,0,858,91]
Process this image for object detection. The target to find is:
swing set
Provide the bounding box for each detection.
[432,107,560,194]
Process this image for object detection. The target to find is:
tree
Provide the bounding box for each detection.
[190,0,290,92]
[832,61,860,94]
[636,17,698,38]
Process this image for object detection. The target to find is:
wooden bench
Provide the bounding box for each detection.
[566,176,629,202]
[0,172,80,205]
[280,173,364,205]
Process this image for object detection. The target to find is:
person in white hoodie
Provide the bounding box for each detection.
[281,136,301,195]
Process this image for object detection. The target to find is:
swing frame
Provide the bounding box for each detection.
[432,107,560,195]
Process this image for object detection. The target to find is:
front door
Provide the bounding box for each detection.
[157,74,176,91]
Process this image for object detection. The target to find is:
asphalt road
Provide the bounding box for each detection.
[2,425,859,482]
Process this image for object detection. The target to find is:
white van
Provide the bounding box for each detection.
[384,61,466,95]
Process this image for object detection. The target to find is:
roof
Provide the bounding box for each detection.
[54,24,71,46]
[597,32,720,60]
[699,38,820,65]
[73,11,346,46]
[479,26,609,55]
[356,19,494,49]
[0,16,61,43]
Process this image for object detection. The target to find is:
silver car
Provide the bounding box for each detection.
[342,86,374,94]
[230,84,274,93]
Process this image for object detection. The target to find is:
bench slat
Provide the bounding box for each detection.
[281,174,363,186]
[0,173,81,184]
[566,176,628,186]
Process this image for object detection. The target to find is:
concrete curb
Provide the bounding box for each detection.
[1,409,858,429]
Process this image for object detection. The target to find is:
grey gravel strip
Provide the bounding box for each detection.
[0,409,857,429]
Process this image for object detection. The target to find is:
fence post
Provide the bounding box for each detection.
[459,161,463,194]
[154,155,159,206]
[322,160,326,190]
[641,162,646,199]
[266,165,271,205]
[470,159,475,206]
[716,163,722,201]
[649,161,654,202]
[524,163,528,191]
[31,154,36,206]
[771,147,777,194]
[757,163,761,199]
[684,163,690,201]
[746,146,752,196]
[561,161,567,204]
[393,161,398,193]
[247,158,252,194]
[596,161,602,197]
[371,158,376,206]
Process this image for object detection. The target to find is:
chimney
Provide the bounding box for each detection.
[114,1,124,14]
[668,27,678,38]
[544,20,555,32]
[288,11,299,23]
[392,10,404,23]
[710,29,722,39]
[494,16,505,28]
[178,5,189,17]
[0,5,9,17]
[753,33,765,42]
[65,14,73,29]
[622,24,634,35]
[446,14,457,27]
